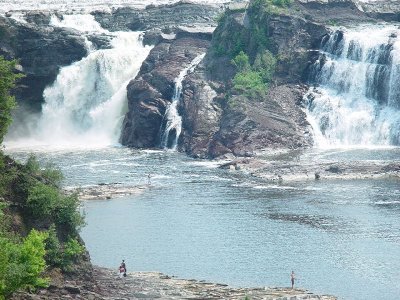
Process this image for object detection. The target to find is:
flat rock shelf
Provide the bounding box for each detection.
[18,267,336,300]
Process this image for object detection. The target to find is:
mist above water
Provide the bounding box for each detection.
[5,15,153,149]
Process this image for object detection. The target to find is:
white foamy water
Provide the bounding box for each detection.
[5,15,153,150]
[306,25,400,148]
[50,14,107,33]
[161,53,206,149]
[0,0,239,14]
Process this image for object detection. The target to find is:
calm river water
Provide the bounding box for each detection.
[6,146,400,300]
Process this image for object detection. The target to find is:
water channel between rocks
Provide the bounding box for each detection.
[6,146,400,300]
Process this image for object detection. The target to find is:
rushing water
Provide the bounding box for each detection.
[5,15,153,148]
[160,54,206,149]
[5,146,400,300]
[306,25,400,148]
[3,5,400,300]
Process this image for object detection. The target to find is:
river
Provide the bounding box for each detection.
[3,4,400,299]
[6,146,400,300]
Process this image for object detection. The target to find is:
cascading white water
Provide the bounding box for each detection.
[160,53,206,150]
[7,15,153,149]
[305,25,400,148]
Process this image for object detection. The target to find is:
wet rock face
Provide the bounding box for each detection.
[120,32,211,148]
[92,2,223,32]
[0,17,87,112]
[181,80,313,158]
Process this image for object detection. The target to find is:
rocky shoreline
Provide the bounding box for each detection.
[13,267,337,300]
[65,183,150,201]
[219,149,400,182]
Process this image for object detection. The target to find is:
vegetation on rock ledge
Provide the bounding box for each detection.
[0,55,86,299]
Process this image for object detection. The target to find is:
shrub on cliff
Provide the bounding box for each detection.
[26,155,84,231]
[0,56,23,144]
[0,225,49,300]
[45,225,85,272]
[231,51,276,98]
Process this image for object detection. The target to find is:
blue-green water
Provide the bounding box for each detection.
[7,147,400,300]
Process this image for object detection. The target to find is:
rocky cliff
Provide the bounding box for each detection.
[120,0,397,158]
[92,1,223,31]
[0,2,224,142]
[0,17,87,113]
[120,29,211,148]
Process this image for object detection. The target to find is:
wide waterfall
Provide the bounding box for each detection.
[305,25,400,148]
[160,53,206,150]
[7,15,152,149]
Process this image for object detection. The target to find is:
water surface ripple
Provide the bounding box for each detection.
[7,147,400,300]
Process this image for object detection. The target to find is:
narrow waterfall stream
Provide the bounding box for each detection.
[6,14,153,149]
[160,53,206,149]
[305,25,400,147]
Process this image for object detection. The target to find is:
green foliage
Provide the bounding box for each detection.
[27,182,59,219]
[63,237,85,264]
[27,182,84,230]
[44,226,85,271]
[26,155,64,187]
[253,50,277,83]
[55,192,85,229]
[25,155,83,230]
[231,51,250,72]
[44,225,61,267]
[0,56,23,144]
[0,154,19,198]
[233,70,266,98]
[231,50,276,99]
[272,0,293,7]
[0,229,48,299]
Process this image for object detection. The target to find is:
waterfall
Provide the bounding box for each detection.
[305,25,400,148]
[160,53,206,150]
[8,15,153,149]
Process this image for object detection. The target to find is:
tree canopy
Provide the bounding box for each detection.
[0,56,22,144]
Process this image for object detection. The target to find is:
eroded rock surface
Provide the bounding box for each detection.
[120,30,211,148]
[92,2,223,32]
[0,16,87,112]
[13,267,337,300]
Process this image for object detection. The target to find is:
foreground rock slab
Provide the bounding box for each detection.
[13,267,337,299]
[83,267,337,300]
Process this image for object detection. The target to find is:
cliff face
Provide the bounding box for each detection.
[120,30,211,148]
[0,17,87,113]
[92,2,223,31]
[179,3,331,158]
[121,0,389,158]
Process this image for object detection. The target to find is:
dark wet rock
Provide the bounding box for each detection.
[64,285,80,294]
[357,0,400,22]
[326,165,342,173]
[0,16,87,113]
[92,2,223,32]
[120,30,210,148]
[295,0,377,24]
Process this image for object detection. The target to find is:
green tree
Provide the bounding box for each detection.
[253,50,276,83]
[232,51,251,72]
[0,56,23,144]
[0,230,48,299]
[27,182,59,219]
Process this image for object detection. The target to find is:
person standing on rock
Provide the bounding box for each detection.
[291,271,295,289]
[121,260,127,277]
[147,173,151,185]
